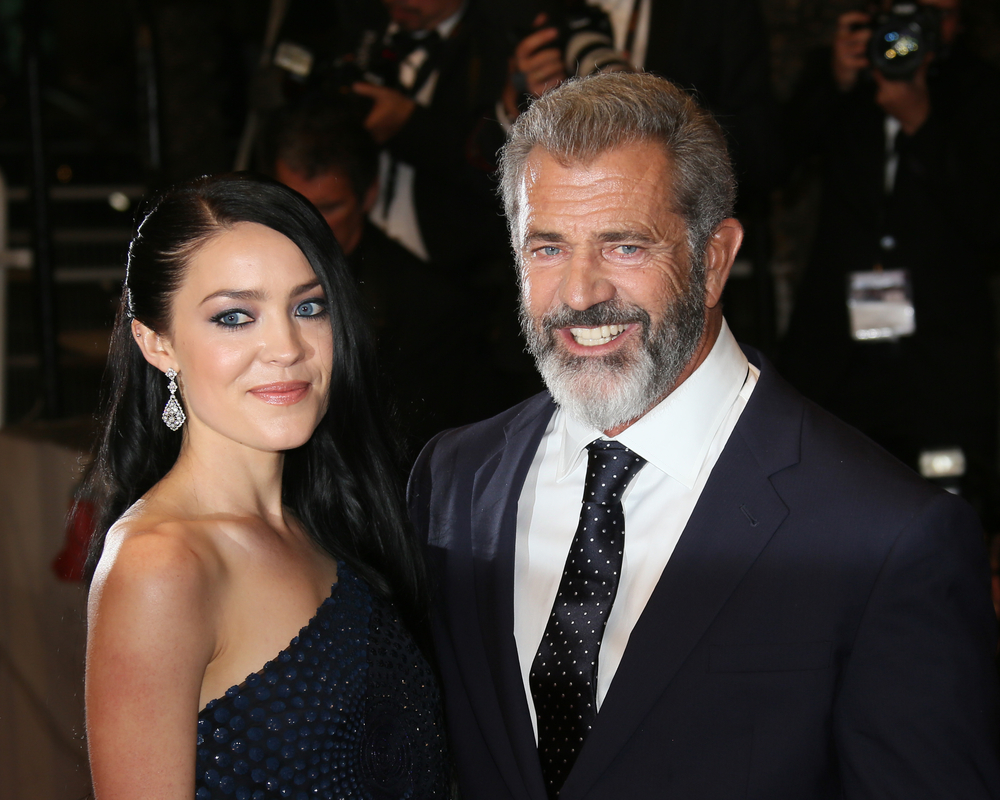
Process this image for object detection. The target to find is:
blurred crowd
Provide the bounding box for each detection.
[234,0,1000,530]
[242,0,779,451]
[9,0,1000,524]
[249,0,780,450]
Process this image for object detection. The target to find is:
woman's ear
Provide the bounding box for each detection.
[131,319,176,374]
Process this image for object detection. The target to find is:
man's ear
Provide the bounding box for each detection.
[131,319,176,374]
[703,218,744,309]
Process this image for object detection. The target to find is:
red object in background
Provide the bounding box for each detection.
[52,498,95,582]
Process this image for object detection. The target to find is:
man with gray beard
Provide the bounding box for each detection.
[408,73,1000,799]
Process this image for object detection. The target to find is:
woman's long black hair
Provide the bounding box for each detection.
[80,172,430,646]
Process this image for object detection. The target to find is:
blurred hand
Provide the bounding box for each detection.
[873,60,932,135]
[503,14,568,119]
[353,82,416,143]
[833,11,872,91]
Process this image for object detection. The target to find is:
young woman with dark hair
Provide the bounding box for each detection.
[82,172,449,799]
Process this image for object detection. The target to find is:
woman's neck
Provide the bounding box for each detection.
[155,425,291,528]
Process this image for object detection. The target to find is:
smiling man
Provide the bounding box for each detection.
[408,73,1000,799]
[515,138,740,439]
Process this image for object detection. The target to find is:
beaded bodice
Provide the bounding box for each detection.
[195,563,449,799]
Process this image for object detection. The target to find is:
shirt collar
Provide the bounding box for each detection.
[555,320,749,488]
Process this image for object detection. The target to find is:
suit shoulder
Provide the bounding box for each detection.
[800,396,937,500]
[407,391,553,520]
[745,353,948,511]
[417,392,552,468]
[739,362,984,590]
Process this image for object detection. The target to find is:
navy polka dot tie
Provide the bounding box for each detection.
[530,439,647,798]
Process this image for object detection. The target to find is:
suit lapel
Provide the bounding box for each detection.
[561,353,802,797]
[467,395,555,799]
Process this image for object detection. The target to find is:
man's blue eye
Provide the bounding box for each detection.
[296,300,326,317]
[618,245,640,255]
[540,246,560,256]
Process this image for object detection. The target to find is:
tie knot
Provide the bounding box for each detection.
[583,440,646,506]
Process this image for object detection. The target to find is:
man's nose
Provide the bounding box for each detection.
[558,250,616,311]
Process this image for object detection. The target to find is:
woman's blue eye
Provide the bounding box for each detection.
[295,300,326,317]
[213,310,252,327]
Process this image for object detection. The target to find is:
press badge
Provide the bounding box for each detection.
[847,269,915,341]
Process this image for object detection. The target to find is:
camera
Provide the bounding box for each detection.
[520,0,631,77]
[866,2,942,80]
[555,2,631,76]
[306,30,406,118]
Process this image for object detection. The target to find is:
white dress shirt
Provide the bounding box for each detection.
[514,321,758,739]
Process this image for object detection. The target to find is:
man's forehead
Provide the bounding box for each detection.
[523,143,674,189]
[520,143,678,225]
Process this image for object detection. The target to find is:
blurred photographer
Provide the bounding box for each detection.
[500,2,629,116]
[497,0,777,199]
[272,0,512,272]
[832,1,957,133]
[780,0,1000,527]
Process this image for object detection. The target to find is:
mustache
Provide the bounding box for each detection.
[538,300,651,332]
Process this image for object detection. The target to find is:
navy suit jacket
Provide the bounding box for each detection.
[408,348,1000,799]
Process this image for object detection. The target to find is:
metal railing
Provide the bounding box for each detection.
[0,171,141,428]
[0,170,33,427]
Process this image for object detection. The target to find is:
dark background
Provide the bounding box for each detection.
[1,0,998,428]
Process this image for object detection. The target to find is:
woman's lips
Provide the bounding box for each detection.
[248,381,310,405]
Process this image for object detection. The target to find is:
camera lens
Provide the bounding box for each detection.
[871,21,926,78]
[564,30,630,76]
[867,5,942,80]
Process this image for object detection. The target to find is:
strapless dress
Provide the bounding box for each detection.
[194,562,449,799]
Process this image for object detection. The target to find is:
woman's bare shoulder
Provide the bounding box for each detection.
[85,511,231,798]
[94,506,223,596]
[88,506,235,658]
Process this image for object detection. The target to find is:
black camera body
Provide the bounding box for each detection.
[519,0,630,77]
[553,2,631,76]
[308,31,404,118]
[866,2,943,80]
[302,55,377,118]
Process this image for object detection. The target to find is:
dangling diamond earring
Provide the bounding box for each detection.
[161,368,186,431]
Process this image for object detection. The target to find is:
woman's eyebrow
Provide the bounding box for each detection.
[199,288,266,306]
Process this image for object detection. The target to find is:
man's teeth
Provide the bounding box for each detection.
[569,324,627,346]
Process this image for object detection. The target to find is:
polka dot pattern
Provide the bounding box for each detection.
[529,439,646,798]
[194,562,450,799]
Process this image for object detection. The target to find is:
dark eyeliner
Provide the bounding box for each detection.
[210,308,254,328]
[296,296,329,317]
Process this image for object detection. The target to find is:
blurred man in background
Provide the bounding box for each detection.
[780,0,1000,526]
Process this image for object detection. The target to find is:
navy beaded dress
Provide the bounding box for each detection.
[195,562,450,800]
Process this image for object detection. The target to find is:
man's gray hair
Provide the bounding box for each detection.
[498,72,735,267]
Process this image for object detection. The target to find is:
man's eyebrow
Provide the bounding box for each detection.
[525,231,564,244]
[596,230,656,244]
[199,281,322,306]
[525,231,657,244]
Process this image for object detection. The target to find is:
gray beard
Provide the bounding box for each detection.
[520,282,706,433]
